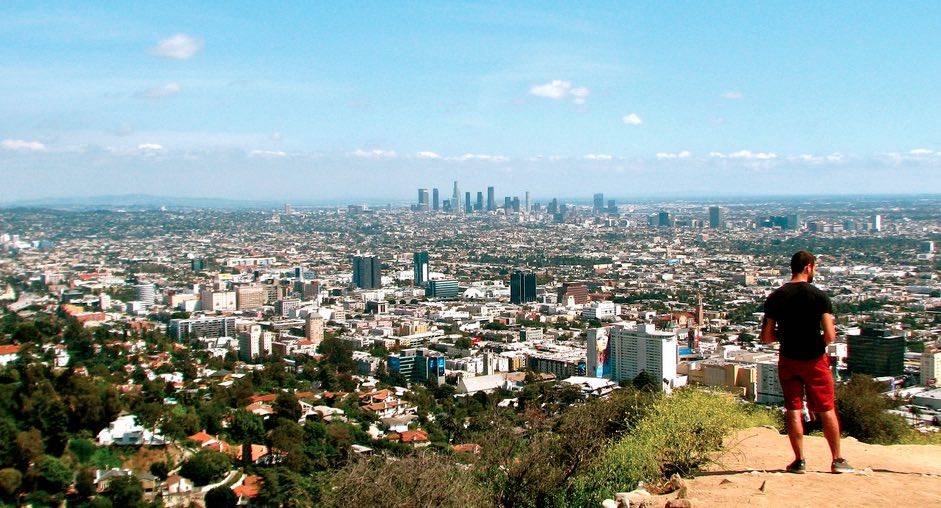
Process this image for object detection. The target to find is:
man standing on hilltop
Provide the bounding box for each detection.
[760,250,854,474]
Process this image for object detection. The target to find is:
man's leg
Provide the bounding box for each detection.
[786,409,804,460]
[817,409,841,460]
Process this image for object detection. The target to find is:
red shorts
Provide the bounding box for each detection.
[778,355,835,412]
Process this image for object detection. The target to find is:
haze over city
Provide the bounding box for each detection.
[3,2,941,203]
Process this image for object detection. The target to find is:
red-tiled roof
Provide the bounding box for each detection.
[0,345,21,355]
[399,429,429,443]
[187,431,216,444]
[248,394,277,403]
[233,475,261,498]
[451,443,481,454]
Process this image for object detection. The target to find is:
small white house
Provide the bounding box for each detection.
[97,415,165,446]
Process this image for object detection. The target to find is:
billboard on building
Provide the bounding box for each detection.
[587,327,612,378]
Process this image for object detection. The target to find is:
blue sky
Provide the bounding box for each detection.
[2,1,941,203]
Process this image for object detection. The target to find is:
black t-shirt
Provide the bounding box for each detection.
[763,282,833,360]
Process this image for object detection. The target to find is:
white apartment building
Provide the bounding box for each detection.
[609,323,679,393]
[238,325,272,361]
[921,345,941,387]
[582,301,619,321]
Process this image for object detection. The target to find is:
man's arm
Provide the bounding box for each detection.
[821,313,836,345]
[760,316,777,344]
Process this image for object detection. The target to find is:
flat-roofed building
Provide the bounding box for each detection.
[169,316,238,340]
[201,290,236,312]
[236,286,266,311]
[848,326,905,377]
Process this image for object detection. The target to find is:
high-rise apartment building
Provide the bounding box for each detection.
[593,193,604,213]
[510,270,537,304]
[238,324,272,362]
[465,191,472,213]
[432,188,439,211]
[169,315,237,340]
[476,191,484,211]
[306,313,324,343]
[847,326,905,377]
[413,251,429,287]
[352,255,382,289]
[608,323,679,392]
[487,186,495,212]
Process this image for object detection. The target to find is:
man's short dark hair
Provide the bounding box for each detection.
[790,250,816,275]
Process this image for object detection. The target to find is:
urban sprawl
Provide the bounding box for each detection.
[2,187,941,505]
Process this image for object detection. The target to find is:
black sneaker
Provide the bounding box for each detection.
[786,459,806,474]
[831,458,854,474]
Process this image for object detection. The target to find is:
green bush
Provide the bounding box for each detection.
[569,389,762,506]
[836,375,909,444]
[179,450,231,486]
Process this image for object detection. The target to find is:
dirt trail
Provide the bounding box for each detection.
[645,427,941,507]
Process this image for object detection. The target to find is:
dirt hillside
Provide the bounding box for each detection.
[639,427,941,507]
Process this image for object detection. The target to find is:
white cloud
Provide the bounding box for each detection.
[416,151,441,159]
[583,154,613,161]
[249,149,287,158]
[151,33,204,60]
[141,82,181,98]
[721,91,743,100]
[451,153,510,162]
[719,150,777,160]
[571,86,590,105]
[270,132,283,142]
[530,80,591,104]
[877,149,941,165]
[622,113,643,125]
[1,139,46,151]
[137,143,164,151]
[351,149,398,159]
[656,150,691,160]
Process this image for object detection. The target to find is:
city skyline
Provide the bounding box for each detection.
[3,2,941,201]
